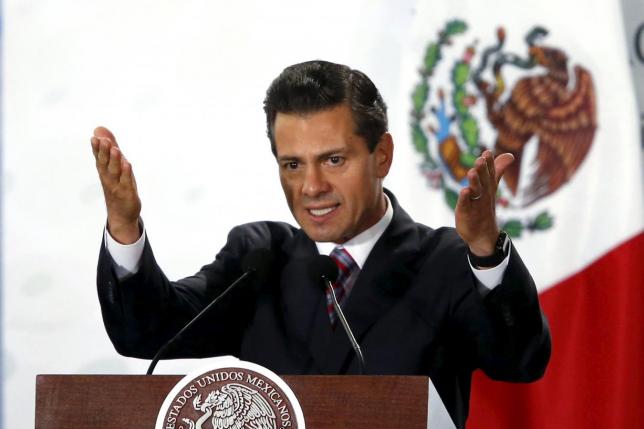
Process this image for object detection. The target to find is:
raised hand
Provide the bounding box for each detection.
[91,126,142,244]
[455,150,514,258]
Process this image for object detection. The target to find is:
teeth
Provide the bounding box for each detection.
[309,206,336,216]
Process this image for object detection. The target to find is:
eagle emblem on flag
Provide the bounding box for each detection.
[411,20,597,237]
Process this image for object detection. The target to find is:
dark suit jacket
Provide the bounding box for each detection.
[97,192,550,428]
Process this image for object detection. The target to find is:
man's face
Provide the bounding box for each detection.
[273,104,393,243]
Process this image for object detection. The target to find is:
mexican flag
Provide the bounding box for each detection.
[392,0,644,427]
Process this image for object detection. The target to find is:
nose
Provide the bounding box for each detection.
[302,165,330,198]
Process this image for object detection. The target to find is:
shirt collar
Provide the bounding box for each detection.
[315,193,394,269]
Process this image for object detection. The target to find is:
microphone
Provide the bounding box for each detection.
[309,255,366,375]
[146,248,274,375]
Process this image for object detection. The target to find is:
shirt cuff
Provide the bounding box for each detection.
[468,245,511,292]
[103,220,146,280]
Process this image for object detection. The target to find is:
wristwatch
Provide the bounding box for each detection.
[468,230,510,268]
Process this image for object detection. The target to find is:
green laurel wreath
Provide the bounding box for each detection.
[409,19,553,238]
[411,19,467,171]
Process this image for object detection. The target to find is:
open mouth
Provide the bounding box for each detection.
[307,205,339,217]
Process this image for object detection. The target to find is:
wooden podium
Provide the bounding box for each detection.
[35,375,430,428]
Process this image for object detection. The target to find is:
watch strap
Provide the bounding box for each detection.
[468,231,510,268]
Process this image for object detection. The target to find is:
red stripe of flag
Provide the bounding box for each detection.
[468,232,644,428]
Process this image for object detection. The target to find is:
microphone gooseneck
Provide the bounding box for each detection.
[146,248,273,375]
[309,254,366,375]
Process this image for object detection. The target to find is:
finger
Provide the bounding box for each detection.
[106,146,122,178]
[493,153,515,184]
[467,167,483,200]
[458,186,475,207]
[91,136,100,159]
[474,155,492,194]
[93,126,119,148]
[119,157,135,188]
[96,138,113,173]
[483,150,495,183]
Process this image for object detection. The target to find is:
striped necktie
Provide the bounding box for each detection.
[326,246,359,325]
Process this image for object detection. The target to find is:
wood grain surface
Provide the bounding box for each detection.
[35,374,429,428]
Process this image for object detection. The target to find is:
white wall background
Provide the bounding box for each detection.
[2,1,417,426]
[3,0,642,427]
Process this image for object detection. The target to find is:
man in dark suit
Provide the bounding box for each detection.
[91,60,550,428]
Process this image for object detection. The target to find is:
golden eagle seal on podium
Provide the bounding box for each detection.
[182,383,276,429]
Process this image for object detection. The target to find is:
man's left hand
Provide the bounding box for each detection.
[455,150,514,258]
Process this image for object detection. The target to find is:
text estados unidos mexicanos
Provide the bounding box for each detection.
[164,370,293,429]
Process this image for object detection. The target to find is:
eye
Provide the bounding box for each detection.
[283,161,299,171]
[327,156,345,166]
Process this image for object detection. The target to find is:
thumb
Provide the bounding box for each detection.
[494,153,514,184]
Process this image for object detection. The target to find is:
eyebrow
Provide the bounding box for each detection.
[277,147,347,163]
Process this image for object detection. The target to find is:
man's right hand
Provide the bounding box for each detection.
[91,126,142,244]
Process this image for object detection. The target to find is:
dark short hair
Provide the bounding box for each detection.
[263,60,388,155]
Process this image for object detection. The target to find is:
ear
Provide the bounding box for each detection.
[374,132,394,178]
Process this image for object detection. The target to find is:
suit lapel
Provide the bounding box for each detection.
[279,231,324,346]
[317,193,423,373]
[278,229,341,372]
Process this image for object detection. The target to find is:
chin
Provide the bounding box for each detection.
[305,232,336,243]
[301,226,341,243]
